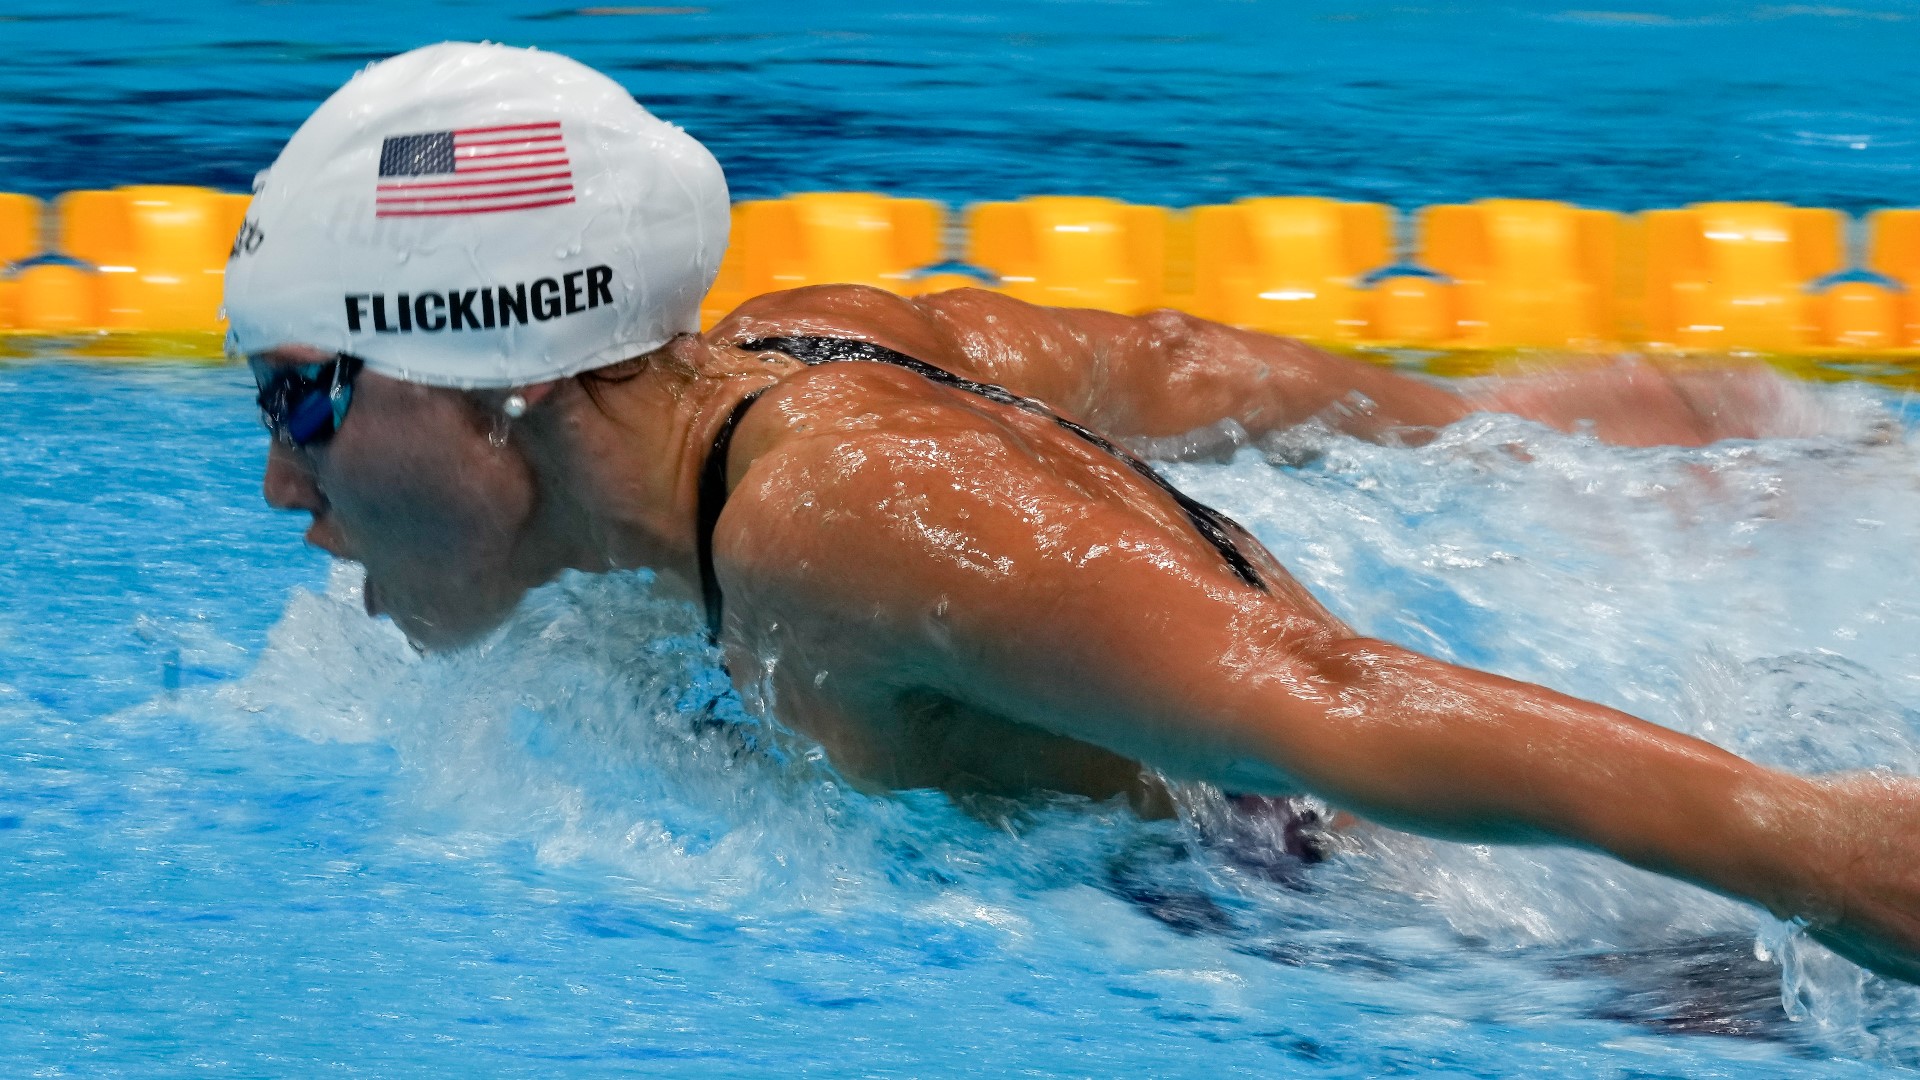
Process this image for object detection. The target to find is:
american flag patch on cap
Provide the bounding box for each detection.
[375,122,574,217]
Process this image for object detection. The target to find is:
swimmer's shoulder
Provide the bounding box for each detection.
[709,281,1042,336]
[707,284,958,360]
[703,370,1029,620]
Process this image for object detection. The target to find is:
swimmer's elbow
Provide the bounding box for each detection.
[1228,633,1560,834]
[1186,631,1423,798]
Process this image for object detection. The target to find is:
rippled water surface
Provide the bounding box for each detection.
[9,0,1920,212]
[9,1,1920,1076]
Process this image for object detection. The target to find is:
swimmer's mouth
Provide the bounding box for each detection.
[304,518,348,559]
[363,578,383,617]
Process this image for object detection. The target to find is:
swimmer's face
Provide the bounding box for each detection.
[256,346,545,650]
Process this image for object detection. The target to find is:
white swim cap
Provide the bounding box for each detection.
[224,42,730,388]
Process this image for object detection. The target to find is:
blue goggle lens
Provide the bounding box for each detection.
[286,387,340,444]
[251,354,361,448]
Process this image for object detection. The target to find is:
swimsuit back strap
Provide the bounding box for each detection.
[697,387,767,642]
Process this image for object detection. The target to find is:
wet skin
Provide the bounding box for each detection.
[260,285,1920,984]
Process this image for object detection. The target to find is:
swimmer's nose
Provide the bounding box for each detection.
[263,442,328,515]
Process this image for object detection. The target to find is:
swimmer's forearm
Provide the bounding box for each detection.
[1057,308,1782,448]
[1198,323,1471,440]
[1155,322,1782,446]
[1239,638,1832,921]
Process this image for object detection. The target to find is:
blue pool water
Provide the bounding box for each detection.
[9,0,1920,213]
[9,2,1920,1075]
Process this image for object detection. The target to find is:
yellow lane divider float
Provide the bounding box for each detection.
[7,186,1920,377]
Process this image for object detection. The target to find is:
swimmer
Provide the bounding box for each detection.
[227,43,1920,984]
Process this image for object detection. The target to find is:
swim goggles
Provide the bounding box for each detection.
[249,353,363,448]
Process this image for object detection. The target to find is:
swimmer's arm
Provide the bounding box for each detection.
[1037,303,1788,448]
[1172,634,1920,984]
[907,292,1777,447]
[709,285,1468,442]
[715,284,1787,447]
[736,410,1920,980]
[1071,604,1920,982]
[1033,591,1920,981]
[752,447,1913,981]
[1036,303,1474,442]
[935,554,1826,918]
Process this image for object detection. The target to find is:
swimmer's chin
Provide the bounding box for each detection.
[371,588,523,654]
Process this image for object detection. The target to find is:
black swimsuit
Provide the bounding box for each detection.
[696,335,1269,641]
